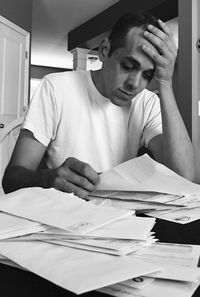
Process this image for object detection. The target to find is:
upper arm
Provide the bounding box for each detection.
[8,129,47,170]
[148,134,163,162]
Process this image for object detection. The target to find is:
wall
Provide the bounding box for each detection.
[0,0,32,32]
[31,65,71,80]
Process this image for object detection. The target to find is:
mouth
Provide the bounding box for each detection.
[118,89,135,98]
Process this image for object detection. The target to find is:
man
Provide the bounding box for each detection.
[2,12,195,198]
[1,12,200,297]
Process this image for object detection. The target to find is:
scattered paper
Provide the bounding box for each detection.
[6,216,156,241]
[98,278,200,297]
[97,243,200,297]
[130,242,200,282]
[0,241,162,294]
[97,154,200,196]
[0,211,47,239]
[148,206,200,224]
[0,188,133,234]
[44,237,156,256]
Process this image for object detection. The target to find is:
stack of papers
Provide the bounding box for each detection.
[0,211,47,239]
[89,154,200,224]
[0,187,134,234]
[6,216,156,256]
[0,240,162,294]
[0,187,160,293]
[98,242,200,297]
[1,153,200,296]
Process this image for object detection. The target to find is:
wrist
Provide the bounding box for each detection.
[40,168,56,188]
[157,79,173,91]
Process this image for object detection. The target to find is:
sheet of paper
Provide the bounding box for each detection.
[97,154,200,196]
[0,211,47,239]
[44,237,155,256]
[90,190,184,206]
[90,196,177,211]
[165,194,200,208]
[85,216,155,240]
[45,217,156,240]
[0,241,162,294]
[130,242,200,282]
[0,258,26,270]
[148,206,200,224]
[133,242,200,268]
[0,188,133,235]
[146,264,200,282]
[8,216,155,241]
[98,278,200,297]
[5,230,155,242]
[119,276,155,290]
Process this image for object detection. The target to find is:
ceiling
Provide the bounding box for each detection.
[31,0,119,69]
[31,0,178,70]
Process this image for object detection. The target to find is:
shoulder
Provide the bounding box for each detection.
[135,88,159,101]
[44,70,90,87]
[132,89,160,109]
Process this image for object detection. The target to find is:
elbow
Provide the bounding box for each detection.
[2,166,19,194]
[2,167,12,194]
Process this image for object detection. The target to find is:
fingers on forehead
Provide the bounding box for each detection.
[157,19,171,35]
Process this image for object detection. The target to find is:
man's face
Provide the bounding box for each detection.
[101,26,155,106]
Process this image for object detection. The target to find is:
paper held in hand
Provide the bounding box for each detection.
[97,154,200,196]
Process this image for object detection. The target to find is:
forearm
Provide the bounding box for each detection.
[159,82,195,180]
[2,165,55,194]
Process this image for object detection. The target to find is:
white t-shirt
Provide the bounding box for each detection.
[23,70,162,172]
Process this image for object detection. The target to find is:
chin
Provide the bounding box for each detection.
[110,92,132,106]
[111,97,131,106]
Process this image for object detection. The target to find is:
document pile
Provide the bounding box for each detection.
[90,154,200,224]
[0,187,162,294]
[0,154,200,296]
[98,242,200,297]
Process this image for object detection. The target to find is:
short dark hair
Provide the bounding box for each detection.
[108,12,161,56]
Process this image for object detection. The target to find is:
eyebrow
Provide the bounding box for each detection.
[124,57,141,68]
[124,56,155,72]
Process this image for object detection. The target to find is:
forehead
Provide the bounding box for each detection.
[116,26,155,70]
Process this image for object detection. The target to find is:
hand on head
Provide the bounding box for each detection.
[142,19,177,85]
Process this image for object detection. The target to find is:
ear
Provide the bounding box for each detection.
[98,37,111,62]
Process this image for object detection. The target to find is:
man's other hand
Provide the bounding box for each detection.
[51,157,99,199]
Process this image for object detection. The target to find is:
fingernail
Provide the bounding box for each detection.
[144,31,149,36]
[148,24,153,30]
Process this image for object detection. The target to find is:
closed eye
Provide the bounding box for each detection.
[121,62,135,71]
[143,70,154,81]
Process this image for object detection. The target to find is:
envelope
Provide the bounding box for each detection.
[0,241,162,294]
[98,278,200,297]
[0,211,46,239]
[0,187,133,234]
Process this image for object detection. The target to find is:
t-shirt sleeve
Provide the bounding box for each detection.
[22,77,58,147]
[141,93,162,148]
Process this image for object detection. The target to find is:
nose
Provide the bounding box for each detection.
[125,73,141,92]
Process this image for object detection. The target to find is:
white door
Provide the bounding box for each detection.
[0,16,30,193]
[0,15,29,126]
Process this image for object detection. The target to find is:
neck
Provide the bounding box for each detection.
[91,69,105,97]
